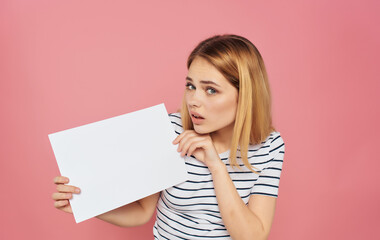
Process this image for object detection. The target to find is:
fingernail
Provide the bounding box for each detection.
[75,188,80,193]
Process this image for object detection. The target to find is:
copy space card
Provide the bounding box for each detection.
[48,103,188,223]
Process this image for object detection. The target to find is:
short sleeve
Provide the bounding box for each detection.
[168,112,184,135]
[251,133,285,198]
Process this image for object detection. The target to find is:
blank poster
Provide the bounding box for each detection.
[48,103,188,223]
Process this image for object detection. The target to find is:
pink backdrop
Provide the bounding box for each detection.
[1,0,379,239]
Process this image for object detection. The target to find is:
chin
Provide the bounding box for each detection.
[193,125,211,134]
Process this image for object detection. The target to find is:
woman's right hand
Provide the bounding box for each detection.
[52,176,81,214]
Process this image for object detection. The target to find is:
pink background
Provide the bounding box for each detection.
[1,0,379,239]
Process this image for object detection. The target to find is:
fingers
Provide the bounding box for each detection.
[187,141,204,157]
[54,200,73,214]
[52,192,73,201]
[53,176,81,194]
[179,136,204,157]
[58,204,73,214]
[173,130,197,145]
[172,131,186,145]
[175,132,198,153]
[52,176,76,214]
[54,200,69,208]
[56,184,81,194]
[53,176,69,184]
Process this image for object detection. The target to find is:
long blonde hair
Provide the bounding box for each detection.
[180,34,275,173]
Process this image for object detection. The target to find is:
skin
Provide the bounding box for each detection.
[52,56,277,239]
[184,56,239,154]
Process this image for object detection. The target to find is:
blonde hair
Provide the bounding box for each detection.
[180,34,275,173]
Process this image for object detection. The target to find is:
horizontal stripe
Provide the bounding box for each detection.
[160,201,200,225]
[232,178,258,182]
[246,153,269,158]
[203,213,222,220]
[185,162,208,169]
[225,159,270,167]
[262,167,282,171]
[157,215,230,238]
[165,189,217,200]
[163,193,219,207]
[172,185,252,192]
[168,113,182,119]
[251,192,278,197]
[154,225,170,240]
[185,177,259,184]
[188,171,211,176]
[171,121,183,128]
[227,171,256,174]
[167,188,251,201]
[258,175,280,180]
[163,193,222,218]
[248,145,269,151]
[156,219,189,239]
[254,183,279,188]
[225,158,273,167]
[173,186,215,191]
[158,207,216,232]
[186,179,214,184]
[158,208,226,233]
[272,159,283,163]
[269,143,285,153]
[271,135,281,143]
[181,212,225,227]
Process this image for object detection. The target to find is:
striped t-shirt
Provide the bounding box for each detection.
[153,112,285,239]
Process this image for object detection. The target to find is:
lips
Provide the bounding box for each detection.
[190,111,204,119]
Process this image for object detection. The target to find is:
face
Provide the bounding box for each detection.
[185,57,239,136]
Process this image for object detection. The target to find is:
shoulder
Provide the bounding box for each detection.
[247,131,285,157]
[168,112,184,134]
[265,131,285,158]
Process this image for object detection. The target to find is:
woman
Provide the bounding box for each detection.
[52,34,285,239]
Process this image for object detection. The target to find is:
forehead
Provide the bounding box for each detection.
[187,57,229,85]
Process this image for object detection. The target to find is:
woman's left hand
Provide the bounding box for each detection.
[172,130,223,172]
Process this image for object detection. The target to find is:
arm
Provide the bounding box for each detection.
[96,192,160,227]
[211,135,285,239]
[210,163,276,240]
[173,130,282,239]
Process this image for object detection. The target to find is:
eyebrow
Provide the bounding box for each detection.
[185,77,221,87]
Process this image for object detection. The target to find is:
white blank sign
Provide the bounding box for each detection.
[48,103,188,223]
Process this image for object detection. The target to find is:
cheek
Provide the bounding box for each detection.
[209,97,237,119]
[184,92,190,103]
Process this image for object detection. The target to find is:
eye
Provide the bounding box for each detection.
[206,87,217,95]
[185,82,195,90]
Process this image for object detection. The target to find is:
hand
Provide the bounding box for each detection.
[51,176,81,214]
[172,130,223,172]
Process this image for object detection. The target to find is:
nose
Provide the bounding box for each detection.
[186,89,202,108]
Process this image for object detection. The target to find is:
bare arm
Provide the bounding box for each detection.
[173,130,277,239]
[95,192,160,227]
[210,163,276,240]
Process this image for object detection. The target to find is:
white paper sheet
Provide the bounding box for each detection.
[48,103,188,223]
